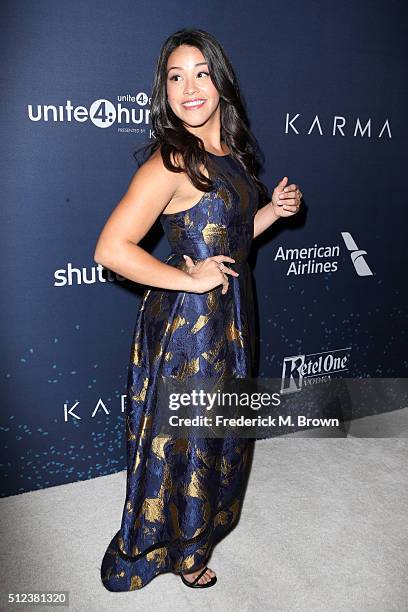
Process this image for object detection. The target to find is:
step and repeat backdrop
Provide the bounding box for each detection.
[1,1,407,497]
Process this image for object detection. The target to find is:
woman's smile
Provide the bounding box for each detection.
[182,98,207,110]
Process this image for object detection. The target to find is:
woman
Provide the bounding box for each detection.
[95,28,302,591]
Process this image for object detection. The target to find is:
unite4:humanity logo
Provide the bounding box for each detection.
[27,96,151,127]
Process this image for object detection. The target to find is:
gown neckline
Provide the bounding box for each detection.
[206,150,231,158]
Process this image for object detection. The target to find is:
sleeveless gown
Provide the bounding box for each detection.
[101,151,259,591]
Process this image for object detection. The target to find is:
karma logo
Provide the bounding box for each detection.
[280,347,351,394]
[284,113,392,138]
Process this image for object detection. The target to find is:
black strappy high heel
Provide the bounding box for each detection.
[179,565,217,588]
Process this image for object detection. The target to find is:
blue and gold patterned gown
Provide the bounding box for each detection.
[101,151,259,591]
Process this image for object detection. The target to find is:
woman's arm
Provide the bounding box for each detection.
[94,151,196,292]
[253,178,302,239]
[253,202,280,239]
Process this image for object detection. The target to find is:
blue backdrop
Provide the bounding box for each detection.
[1,0,407,496]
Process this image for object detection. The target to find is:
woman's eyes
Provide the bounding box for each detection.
[169,71,210,81]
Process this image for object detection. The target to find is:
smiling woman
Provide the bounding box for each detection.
[96,27,302,594]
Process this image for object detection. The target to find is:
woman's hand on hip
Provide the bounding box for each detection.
[182,254,239,295]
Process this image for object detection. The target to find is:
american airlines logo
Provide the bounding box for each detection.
[280,347,351,394]
[341,232,373,276]
[274,231,373,277]
[27,95,152,129]
[285,114,392,138]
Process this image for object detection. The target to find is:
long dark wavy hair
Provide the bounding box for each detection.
[134,28,270,204]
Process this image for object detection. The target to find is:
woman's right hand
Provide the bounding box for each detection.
[183,254,239,295]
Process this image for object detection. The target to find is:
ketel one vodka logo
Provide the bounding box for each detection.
[280,348,351,394]
[341,232,373,276]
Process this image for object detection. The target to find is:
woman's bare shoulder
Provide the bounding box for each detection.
[144,145,186,174]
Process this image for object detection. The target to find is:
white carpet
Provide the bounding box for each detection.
[1,429,407,611]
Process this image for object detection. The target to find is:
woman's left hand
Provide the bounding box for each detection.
[271,177,302,217]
